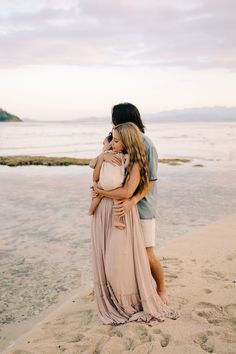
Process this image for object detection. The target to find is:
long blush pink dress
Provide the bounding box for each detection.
[91,197,179,325]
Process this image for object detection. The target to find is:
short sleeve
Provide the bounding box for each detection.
[146,143,158,181]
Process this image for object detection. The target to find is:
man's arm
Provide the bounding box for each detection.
[132,180,154,203]
[113,180,155,216]
[112,138,158,216]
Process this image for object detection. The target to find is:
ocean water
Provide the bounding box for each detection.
[1,120,236,166]
[1,120,236,350]
[1,119,236,243]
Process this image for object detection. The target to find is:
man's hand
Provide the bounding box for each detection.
[113,198,136,216]
[103,151,122,166]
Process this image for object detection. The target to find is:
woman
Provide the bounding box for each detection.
[91,122,179,325]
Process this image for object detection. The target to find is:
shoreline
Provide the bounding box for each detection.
[0,155,191,167]
[3,213,236,354]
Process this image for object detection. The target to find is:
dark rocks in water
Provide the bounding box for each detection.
[159,158,191,166]
[0,156,90,166]
[0,155,191,167]
[193,164,204,167]
[0,108,22,122]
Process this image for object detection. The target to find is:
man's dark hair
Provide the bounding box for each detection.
[112,103,145,133]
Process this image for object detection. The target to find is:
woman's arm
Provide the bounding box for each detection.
[94,163,140,200]
[130,180,154,204]
[112,181,154,216]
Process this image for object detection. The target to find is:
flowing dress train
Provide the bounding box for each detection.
[91,197,179,325]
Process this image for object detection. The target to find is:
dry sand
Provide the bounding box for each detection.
[3,213,236,354]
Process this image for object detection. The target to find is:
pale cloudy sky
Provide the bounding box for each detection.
[0,0,235,120]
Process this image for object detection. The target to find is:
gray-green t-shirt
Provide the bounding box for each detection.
[136,134,158,219]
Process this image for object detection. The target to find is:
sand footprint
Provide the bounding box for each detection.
[152,328,170,347]
[193,331,215,353]
[108,327,124,338]
[224,304,236,325]
[134,324,152,344]
[81,288,95,302]
[165,273,178,280]
[204,288,212,294]
[173,296,189,310]
[162,257,183,269]
[93,331,129,354]
[226,251,236,262]
[68,332,85,343]
[11,350,36,354]
[194,302,224,324]
[161,257,184,287]
[202,269,225,281]
[74,308,97,327]
[98,323,165,353]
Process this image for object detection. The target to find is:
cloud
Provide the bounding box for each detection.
[0,0,235,69]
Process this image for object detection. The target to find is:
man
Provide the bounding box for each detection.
[111,103,169,305]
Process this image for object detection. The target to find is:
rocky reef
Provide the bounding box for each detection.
[0,156,191,167]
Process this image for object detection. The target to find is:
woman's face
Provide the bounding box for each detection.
[112,129,124,153]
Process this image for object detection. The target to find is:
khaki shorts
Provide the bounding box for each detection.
[140,218,156,247]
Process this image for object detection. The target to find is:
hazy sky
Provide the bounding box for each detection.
[0,0,236,120]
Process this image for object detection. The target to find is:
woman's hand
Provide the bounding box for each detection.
[102,151,122,166]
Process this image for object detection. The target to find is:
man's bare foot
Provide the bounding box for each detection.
[114,221,126,230]
[158,290,170,305]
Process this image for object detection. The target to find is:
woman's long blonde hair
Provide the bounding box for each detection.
[113,122,149,194]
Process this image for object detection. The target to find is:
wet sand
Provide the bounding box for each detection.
[0,166,93,351]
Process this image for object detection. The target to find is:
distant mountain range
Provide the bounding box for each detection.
[143,106,236,122]
[0,108,22,122]
[73,106,236,123]
[5,106,236,123]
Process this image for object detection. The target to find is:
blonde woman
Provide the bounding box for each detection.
[91,122,179,325]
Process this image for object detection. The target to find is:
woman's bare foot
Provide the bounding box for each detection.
[158,289,170,305]
[114,221,126,230]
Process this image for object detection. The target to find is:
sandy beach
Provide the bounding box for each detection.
[0,163,236,354]
[2,213,235,354]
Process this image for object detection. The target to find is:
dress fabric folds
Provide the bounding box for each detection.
[91,197,179,325]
